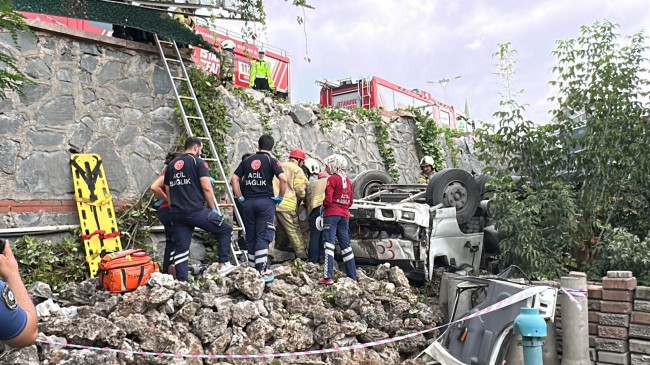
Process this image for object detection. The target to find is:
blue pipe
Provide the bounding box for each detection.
[513,307,547,365]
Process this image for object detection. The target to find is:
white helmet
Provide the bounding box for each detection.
[304,158,320,176]
[315,216,324,231]
[221,40,235,50]
[420,156,435,167]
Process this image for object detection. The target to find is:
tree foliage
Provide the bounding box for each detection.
[0,1,32,98]
[476,21,650,280]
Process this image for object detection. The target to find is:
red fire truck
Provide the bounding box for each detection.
[319,76,465,129]
[20,12,291,95]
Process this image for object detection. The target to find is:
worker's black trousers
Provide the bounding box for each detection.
[253,78,271,91]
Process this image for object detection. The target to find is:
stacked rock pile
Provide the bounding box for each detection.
[1,263,442,365]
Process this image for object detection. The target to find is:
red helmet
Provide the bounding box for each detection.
[289,148,306,160]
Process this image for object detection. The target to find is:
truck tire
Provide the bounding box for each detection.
[352,170,394,199]
[426,168,479,224]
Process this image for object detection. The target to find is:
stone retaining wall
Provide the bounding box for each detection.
[0,23,179,229]
[0,21,484,237]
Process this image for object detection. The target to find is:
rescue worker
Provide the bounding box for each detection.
[232,135,287,282]
[306,171,329,263]
[164,137,234,282]
[220,39,236,90]
[273,148,309,260]
[249,49,274,91]
[298,157,321,250]
[303,157,321,181]
[234,153,253,252]
[320,154,357,284]
[416,156,436,184]
[150,152,180,277]
[0,240,38,348]
[173,7,196,50]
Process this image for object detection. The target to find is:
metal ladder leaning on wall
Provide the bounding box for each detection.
[153,34,246,266]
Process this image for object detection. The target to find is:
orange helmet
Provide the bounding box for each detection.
[289,148,306,161]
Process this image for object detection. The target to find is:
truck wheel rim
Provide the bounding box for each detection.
[442,181,468,209]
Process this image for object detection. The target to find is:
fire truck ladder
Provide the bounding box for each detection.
[153,34,246,265]
[359,78,372,109]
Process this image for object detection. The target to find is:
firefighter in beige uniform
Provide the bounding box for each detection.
[273,148,309,259]
[306,171,329,263]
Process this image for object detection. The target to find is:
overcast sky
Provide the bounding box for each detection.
[222,0,649,123]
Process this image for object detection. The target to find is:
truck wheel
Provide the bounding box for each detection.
[352,170,394,199]
[426,168,479,224]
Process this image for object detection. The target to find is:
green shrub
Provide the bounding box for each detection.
[13,235,87,291]
[588,228,650,285]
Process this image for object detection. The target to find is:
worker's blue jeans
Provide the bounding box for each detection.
[322,215,357,280]
[243,198,276,274]
[170,208,233,281]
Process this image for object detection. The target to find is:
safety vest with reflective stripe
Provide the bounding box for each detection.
[306,177,327,213]
[249,60,275,88]
[273,160,308,212]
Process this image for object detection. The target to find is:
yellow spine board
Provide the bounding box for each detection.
[70,153,122,278]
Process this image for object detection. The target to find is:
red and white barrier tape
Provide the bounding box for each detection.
[559,287,588,311]
[35,285,555,360]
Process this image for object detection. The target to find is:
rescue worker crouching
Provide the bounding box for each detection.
[416,155,436,184]
[150,152,181,277]
[249,49,274,91]
[272,148,310,260]
[220,39,236,90]
[164,137,234,282]
[231,135,287,283]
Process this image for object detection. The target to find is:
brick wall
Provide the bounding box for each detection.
[556,271,650,365]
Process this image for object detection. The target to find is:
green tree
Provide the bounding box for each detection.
[0,1,32,98]
[475,43,580,279]
[475,21,650,279]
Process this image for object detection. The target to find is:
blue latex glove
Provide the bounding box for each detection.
[271,196,283,206]
[154,199,164,208]
[212,208,220,215]
[238,196,246,205]
[209,177,216,186]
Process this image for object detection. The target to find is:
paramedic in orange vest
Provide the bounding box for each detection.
[306,171,329,263]
[273,148,309,259]
[249,49,274,91]
[0,240,38,348]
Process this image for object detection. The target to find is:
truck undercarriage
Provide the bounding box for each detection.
[345,168,499,280]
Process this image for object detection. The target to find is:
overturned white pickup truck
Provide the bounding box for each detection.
[347,168,500,281]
